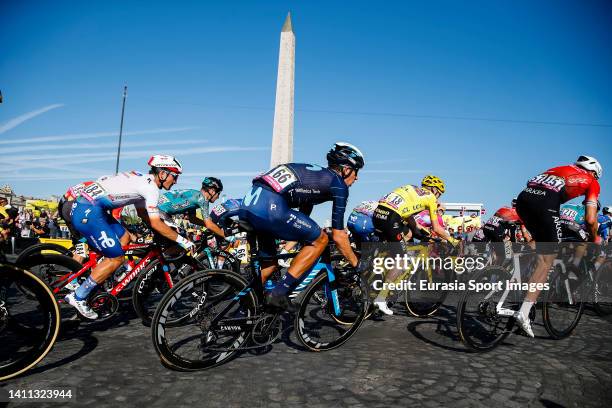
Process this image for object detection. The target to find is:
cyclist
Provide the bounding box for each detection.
[472,199,531,263]
[209,198,242,229]
[158,177,225,237]
[514,155,602,337]
[238,142,364,310]
[64,155,195,319]
[347,200,379,246]
[598,206,612,243]
[371,176,458,314]
[413,204,447,241]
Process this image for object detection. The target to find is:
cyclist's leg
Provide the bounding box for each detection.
[239,186,326,302]
[67,200,129,317]
[515,191,561,333]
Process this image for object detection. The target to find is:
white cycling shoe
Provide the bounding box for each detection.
[374,301,394,315]
[514,312,534,338]
[64,292,98,320]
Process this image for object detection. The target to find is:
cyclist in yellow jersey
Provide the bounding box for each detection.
[372,175,457,314]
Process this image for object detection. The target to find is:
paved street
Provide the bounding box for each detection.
[2,299,612,408]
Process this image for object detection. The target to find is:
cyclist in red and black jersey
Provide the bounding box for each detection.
[514,155,602,337]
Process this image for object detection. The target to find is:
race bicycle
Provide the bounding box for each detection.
[151,220,370,371]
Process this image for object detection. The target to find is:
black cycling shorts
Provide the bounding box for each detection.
[516,188,562,254]
[58,198,81,243]
[372,207,410,242]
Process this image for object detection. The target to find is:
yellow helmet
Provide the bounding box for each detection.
[421,175,445,194]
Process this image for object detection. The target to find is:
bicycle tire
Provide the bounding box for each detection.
[296,271,369,351]
[0,264,61,381]
[15,243,73,267]
[151,269,257,371]
[132,259,172,326]
[541,265,585,339]
[456,268,514,352]
[404,267,452,317]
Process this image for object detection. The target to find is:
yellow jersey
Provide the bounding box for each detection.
[377,184,438,221]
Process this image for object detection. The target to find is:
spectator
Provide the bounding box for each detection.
[48,216,59,238]
[32,219,50,238]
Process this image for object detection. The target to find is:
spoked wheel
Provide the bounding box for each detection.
[542,264,585,339]
[296,271,369,351]
[0,264,61,381]
[405,267,452,317]
[457,268,514,352]
[151,269,257,370]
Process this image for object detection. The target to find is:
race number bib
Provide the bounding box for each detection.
[211,204,227,217]
[260,165,298,192]
[69,182,90,198]
[356,201,377,216]
[81,182,107,202]
[488,215,502,227]
[528,174,565,192]
[560,208,578,221]
[381,192,405,210]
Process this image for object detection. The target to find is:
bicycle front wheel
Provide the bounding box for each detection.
[151,269,256,371]
[296,272,369,351]
[405,267,452,317]
[0,264,61,381]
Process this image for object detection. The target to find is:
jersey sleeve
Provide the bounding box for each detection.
[138,179,160,216]
[330,178,349,230]
[584,180,600,206]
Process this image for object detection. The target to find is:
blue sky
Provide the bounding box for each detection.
[1,0,610,223]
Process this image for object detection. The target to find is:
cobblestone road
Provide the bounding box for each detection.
[2,299,612,407]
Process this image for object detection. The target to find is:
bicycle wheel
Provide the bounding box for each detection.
[15,243,73,267]
[405,267,452,317]
[296,271,369,351]
[132,259,174,326]
[0,264,61,381]
[151,269,257,370]
[593,260,612,316]
[542,264,585,339]
[457,268,514,352]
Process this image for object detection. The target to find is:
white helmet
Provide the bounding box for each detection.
[575,155,602,179]
[148,155,183,174]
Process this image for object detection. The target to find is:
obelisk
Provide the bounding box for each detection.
[270,12,295,168]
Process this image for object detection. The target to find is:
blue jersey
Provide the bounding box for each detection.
[254,163,349,229]
[598,214,612,239]
[210,198,242,225]
[559,204,585,224]
[158,189,209,218]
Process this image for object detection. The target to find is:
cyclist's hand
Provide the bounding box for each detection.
[176,235,196,254]
[594,236,603,245]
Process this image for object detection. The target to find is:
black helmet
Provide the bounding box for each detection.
[202,177,223,192]
[326,142,365,170]
[511,198,517,208]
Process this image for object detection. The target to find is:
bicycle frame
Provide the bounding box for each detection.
[49,243,169,298]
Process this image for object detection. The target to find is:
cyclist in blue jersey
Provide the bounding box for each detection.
[158,177,225,237]
[347,200,378,246]
[599,206,612,242]
[239,142,364,310]
[209,198,242,232]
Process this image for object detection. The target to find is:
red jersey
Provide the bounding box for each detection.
[527,165,600,204]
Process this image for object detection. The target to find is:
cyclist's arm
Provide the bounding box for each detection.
[203,218,225,238]
[584,203,599,242]
[331,228,358,267]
